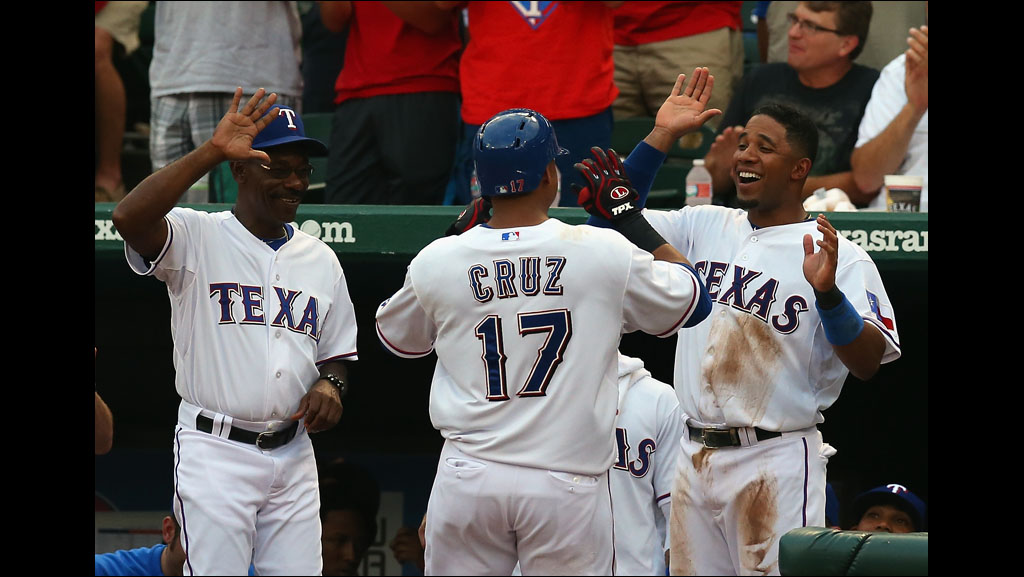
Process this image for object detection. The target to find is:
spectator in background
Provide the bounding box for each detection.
[147,1,303,203]
[436,1,623,207]
[848,483,927,533]
[762,1,926,72]
[299,1,348,114]
[318,459,382,576]
[613,1,744,134]
[95,514,187,576]
[321,1,461,206]
[95,0,149,202]
[704,1,878,207]
[849,22,927,210]
[96,348,114,455]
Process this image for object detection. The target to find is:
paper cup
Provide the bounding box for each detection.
[884,175,923,213]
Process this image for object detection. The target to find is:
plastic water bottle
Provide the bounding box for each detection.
[685,159,712,206]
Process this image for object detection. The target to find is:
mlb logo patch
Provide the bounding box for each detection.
[511,1,560,29]
[501,231,520,241]
[866,291,894,330]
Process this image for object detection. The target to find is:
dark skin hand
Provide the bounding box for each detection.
[803,214,886,380]
[389,526,426,571]
[290,361,348,433]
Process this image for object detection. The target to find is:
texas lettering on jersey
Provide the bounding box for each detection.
[613,427,656,478]
[694,260,809,334]
[467,256,567,302]
[209,282,321,341]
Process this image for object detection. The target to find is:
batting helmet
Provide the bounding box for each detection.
[474,108,569,197]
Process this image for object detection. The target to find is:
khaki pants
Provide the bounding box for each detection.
[614,27,745,131]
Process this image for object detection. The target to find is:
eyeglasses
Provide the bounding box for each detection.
[257,163,315,179]
[786,12,842,35]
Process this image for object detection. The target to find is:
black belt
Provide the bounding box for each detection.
[687,424,782,448]
[196,414,299,450]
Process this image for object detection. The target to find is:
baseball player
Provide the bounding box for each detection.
[580,70,901,575]
[449,206,683,576]
[374,102,715,575]
[112,88,359,575]
[849,483,927,533]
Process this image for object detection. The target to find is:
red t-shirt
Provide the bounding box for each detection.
[334,1,462,105]
[459,1,618,124]
[613,1,742,47]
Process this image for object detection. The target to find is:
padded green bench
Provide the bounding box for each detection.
[779,527,928,576]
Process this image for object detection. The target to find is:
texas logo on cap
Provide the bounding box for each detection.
[252,105,328,157]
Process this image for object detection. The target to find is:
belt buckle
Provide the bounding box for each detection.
[702,428,739,449]
[256,431,274,449]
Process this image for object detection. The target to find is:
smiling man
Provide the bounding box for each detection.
[704,1,878,207]
[112,88,359,575]
[586,97,902,575]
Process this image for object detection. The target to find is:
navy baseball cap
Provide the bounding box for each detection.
[852,483,927,531]
[252,105,328,157]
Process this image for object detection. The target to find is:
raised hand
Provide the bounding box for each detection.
[905,26,928,114]
[573,147,640,221]
[210,87,280,163]
[654,67,723,140]
[704,124,744,180]
[802,214,839,292]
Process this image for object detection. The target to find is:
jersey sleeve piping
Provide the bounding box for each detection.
[654,264,699,337]
[124,217,173,276]
[376,320,434,358]
[316,352,358,365]
[862,316,901,358]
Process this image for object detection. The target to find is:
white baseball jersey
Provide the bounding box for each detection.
[375,218,701,475]
[124,207,359,421]
[124,207,358,575]
[610,353,681,576]
[644,205,901,431]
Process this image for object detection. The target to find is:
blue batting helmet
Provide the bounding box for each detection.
[473,108,569,197]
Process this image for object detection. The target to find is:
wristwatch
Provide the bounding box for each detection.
[319,373,348,399]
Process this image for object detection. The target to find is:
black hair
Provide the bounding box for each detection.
[750,103,819,164]
[318,461,381,540]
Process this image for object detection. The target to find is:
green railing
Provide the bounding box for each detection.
[95,204,928,268]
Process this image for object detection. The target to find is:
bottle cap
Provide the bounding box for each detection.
[693,159,705,166]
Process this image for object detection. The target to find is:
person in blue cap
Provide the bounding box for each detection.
[112,87,360,575]
[849,483,927,533]
[95,515,186,576]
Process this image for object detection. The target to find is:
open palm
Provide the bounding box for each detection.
[210,87,280,162]
[654,67,723,137]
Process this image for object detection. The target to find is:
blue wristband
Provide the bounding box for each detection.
[816,290,863,346]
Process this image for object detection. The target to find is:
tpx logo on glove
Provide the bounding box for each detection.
[612,202,634,216]
[610,186,631,200]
